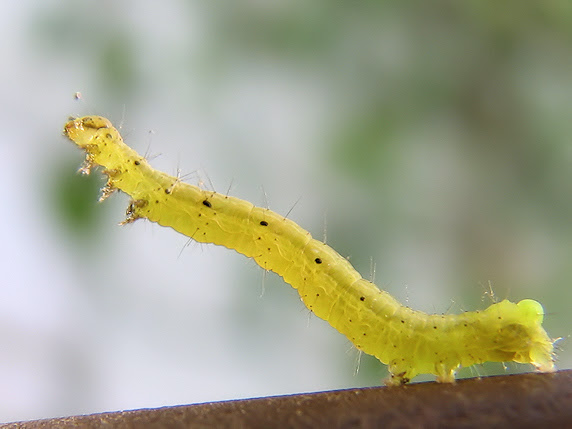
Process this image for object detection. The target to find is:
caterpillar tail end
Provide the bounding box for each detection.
[515,299,556,374]
[530,345,556,374]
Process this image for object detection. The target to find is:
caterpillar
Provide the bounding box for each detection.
[63,115,555,385]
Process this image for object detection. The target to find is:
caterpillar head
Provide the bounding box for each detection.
[64,116,114,149]
[64,116,138,178]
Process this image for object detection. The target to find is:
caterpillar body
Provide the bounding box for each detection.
[64,115,555,385]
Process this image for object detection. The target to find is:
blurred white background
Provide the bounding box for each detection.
[1,0,571,422]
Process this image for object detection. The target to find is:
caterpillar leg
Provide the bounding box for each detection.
[384,372,411,386]
[434,363,459,383]
[384,361,459,385]
[384,361,415,386]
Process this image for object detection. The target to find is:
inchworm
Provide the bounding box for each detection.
[64,115,555,385]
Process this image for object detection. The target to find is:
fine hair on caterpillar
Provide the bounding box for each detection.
[64,115,556,385]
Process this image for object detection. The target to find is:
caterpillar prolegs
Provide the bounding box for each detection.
[63,115,555,385]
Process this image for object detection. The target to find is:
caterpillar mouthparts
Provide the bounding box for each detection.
[64,115,555,385]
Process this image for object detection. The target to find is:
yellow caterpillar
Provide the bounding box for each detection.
[64,115,555,385]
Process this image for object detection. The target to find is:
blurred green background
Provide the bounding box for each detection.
[1,0,571,422]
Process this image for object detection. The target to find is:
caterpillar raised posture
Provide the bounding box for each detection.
[64,115,555,385]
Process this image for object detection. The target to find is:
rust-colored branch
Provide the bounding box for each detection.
[4,370,571,428]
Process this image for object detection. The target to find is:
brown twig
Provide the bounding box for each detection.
[4,370,571,428]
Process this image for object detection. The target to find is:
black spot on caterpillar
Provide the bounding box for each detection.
[64,115,555,385]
